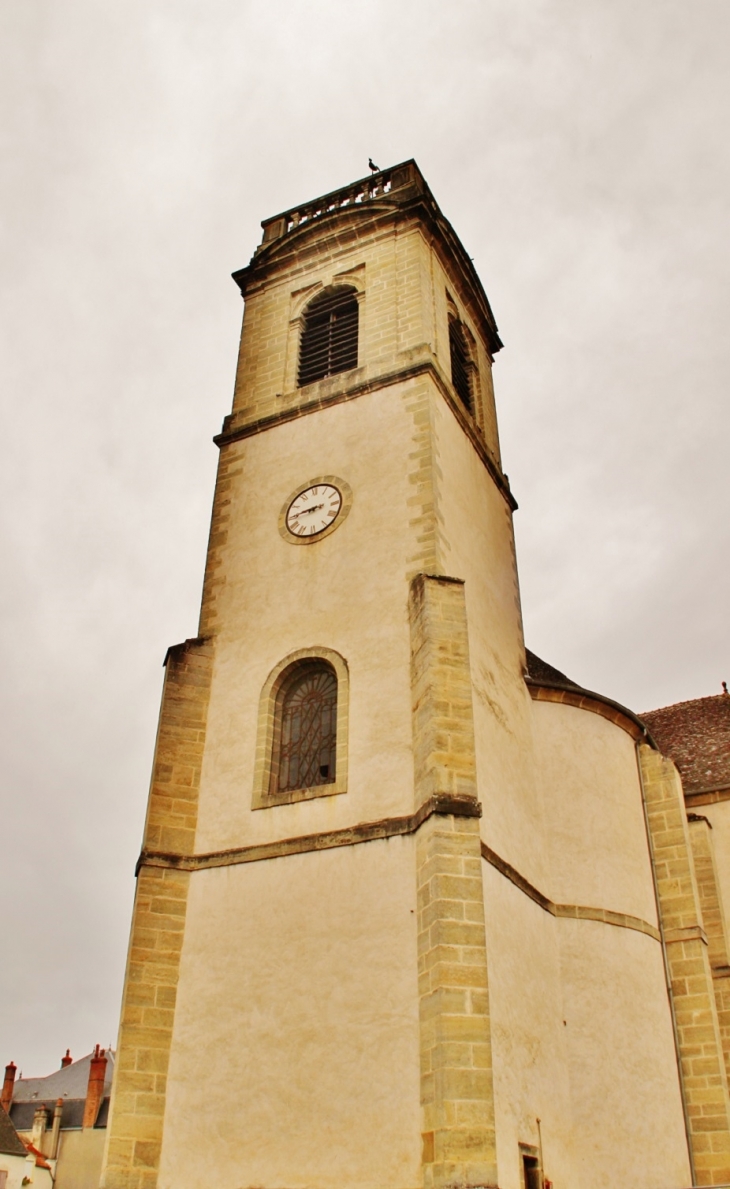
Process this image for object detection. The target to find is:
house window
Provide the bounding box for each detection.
[298,286,359,387]
[276,662,337,792]
[448,317,474,413]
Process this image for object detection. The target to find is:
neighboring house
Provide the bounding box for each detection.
[0,1102,52,1189]
[1,1048,113,1189]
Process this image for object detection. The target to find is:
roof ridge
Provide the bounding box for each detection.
[641,692,730,716]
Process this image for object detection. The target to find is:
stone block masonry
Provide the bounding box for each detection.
[689,817,730,1090]
[640,744,730,1185]
[409,574,478,808]
[101,638,214,1189]
[410,573,498,1189]
[417,812,498,1189]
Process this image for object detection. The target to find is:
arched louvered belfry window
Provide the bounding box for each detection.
[298,286,359,387]
[448,317,474,414]
[274,661,338,793]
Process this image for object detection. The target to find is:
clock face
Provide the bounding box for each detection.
[285,484,343,538]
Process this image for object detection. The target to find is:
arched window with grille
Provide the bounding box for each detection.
[275,661,337,793]
[253,649,349,809]
[298,286,359,387]
[448,317,474,414]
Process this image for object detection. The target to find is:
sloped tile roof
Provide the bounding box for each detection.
[11,1050,114,1104]
[9,1098,97,1132]
[525,649,579,689]
[641,693,730,793]
[0,1105,27,1157]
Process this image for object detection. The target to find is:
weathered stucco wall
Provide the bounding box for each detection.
[532,703,691,1187]
[158,839,421,1189]
[532,701,658,923]
[481,864,576,1189]
[194,384,425,857]
[55,1129,107,1189]
[559,919,691,1187]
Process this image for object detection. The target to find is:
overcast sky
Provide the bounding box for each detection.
[2,0,728,1077]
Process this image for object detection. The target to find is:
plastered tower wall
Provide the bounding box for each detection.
[102,162,729,1189]
[531,705,690,1186]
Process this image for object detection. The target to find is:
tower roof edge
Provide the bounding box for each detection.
[259,158,423,233]
[233,160,503,355]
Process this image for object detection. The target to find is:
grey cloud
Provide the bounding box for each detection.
[1,0,727,1074]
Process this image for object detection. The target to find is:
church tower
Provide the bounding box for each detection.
[101,163,727,1189]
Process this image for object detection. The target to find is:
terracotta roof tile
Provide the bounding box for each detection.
[641,693,730,793]
[24,1140,51,1168]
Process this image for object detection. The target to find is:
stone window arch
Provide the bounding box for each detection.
[297,286,359,387]
[252,648,350,809]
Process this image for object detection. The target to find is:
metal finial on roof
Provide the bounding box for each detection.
[723,681,728,695]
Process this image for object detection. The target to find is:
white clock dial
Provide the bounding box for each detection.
[286,484,342,538]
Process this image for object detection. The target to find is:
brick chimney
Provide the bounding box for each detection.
[60,1050,72,1068]
[1,1061,16,1113]
[83,1045,107,1129]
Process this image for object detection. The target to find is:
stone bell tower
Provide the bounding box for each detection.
[101,162,701,1189]
[100,159,517,1189]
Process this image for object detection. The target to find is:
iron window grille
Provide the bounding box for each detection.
[298,286,359,387]
[276,662,337,792]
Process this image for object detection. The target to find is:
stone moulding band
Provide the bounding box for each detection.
[136,793,482,876]
[213,357,518,512]
[481,841,661,942]
[137,795,659,941]
[685,784,730,807]
[663,924,708,946]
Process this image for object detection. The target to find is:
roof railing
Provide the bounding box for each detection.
[259,160,421,246]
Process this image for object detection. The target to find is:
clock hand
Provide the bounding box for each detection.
[291,504,325,518]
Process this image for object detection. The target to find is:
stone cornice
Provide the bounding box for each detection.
[137,790,661,945]
[233,159,503,357]
[481,842,660,942]
[526,677,656,746]
[214,357,518,512]
[684,785,730,807]
[136,793,482,876]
